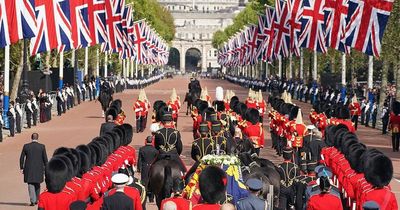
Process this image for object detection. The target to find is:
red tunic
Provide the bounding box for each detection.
[389,113,400,133]
[161,196,193,210]
[292,123,308,148]
[306,193,343,210]
[309,111,318,125]
[134,100,148,117]
[193,204,221,210]
[245,99,257,109]
[38,190,76,210]
[349,102,361,116]
[167,100,180,120]
[108,187,143,210]
[358,187,398,210]
[243,122,265,148]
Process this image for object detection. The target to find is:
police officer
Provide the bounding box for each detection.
[191,122,213,162]
[277,147,299,210]
[153,109,186,173]
[236,178,267,210]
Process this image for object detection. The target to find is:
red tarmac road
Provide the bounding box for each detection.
[0,76,398,210]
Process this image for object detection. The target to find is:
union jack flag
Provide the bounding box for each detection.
[324,0,350,53]
[30,0,73,55]
[120,4,134,59]
[343,0,393,57]
[133,20,148,64]
[263,6,276,62]
[105,0,124,51]
[299,0,328,53]
[70,0,91,48]
[287,0,303,56]
[246,25,259,65]
[88,0,107,46]
[273,0,291,57]
[0,0,10,47]
[6,0,37,45]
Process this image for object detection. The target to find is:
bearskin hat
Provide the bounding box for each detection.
[153,100,166,111]
[106,107,118,120]
[339,106,351,119]
[202,107,216,122]
[88,142,104,166]
[53,155,74,181]
[199,166,227,204]
[333,128,349,149]
[360,149,382,174]
[102,134,115,152]
[93,137,111,156]
[53,147,71,156]
[341,133,358,155]
[105,130,121,151]
[45,158,69,193]
[111,99,122,110]
[364,154,393,188]
[290,106,300,121]
[230,100,240,114]
[393,101,400,115]
[69,149,81,177]
[76,144,93,167]
[213,101,226,112]
[77,150,91,178]
[122,124,133,145]
[230,96,239,106]
[238,103,248,117]
[324,125,338,147]
[109,104,121,115]
[346,144,366,173]
[246,108,260,125]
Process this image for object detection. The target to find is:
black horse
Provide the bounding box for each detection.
[148,159,184,209]
[184,90,200,115]
[98,82,113,115]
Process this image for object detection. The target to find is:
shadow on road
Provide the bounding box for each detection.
[0,202,30,207]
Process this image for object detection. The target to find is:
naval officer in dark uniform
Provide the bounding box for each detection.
[153,109,186,172]
[236,178,267,210]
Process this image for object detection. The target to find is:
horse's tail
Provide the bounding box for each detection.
[162,165,173,199]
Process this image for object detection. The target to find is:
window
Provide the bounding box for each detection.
[214,50,217,57]
[209,51,212,57]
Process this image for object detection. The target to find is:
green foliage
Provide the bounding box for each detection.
[130,0,175,43]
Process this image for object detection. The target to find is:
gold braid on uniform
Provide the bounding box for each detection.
[158,130,179,152]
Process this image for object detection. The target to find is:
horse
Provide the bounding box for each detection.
[148,159,184,209]
[98,83,113,115]
[184,90,200,115]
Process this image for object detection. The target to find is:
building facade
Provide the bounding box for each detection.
[158,0,247,72]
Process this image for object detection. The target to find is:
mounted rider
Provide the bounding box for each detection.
[153,108,186,173]
[188,77,202,95]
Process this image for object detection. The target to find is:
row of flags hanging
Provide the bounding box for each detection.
[217,0,394,67]
[0,0,169,65]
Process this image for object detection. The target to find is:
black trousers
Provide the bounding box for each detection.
[26,112,32,128]
[77,92,81,104]
[32,110,37,126]
[136,116,144,133]
[89,89,93,101]
[392,133,400,151]
[361,111,366,125]
[382,117,389,134]
[279,186,294,210]
[57,102,62,116]
[16,114,21,133]
[351,115,359,130]
[8,117,15,137]
[82,90,86,101]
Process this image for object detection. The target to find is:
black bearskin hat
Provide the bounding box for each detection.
[333,128,348,149]
[45,157,69,193]
[289,106,299,121]
[238,103,248,117]
[53,147,71,156]
[339,106,351,119]
[76,144,93,167]
[106,107,118,120]
[68,149,81,177]
[199,166,227,204]
[102,134,115,153]
[111,99,122,110]
[153,100,166,111]
[346,144,366,173]
[53,155,74,181]
[88,142,104,166]
[393,101,400,115]
[230,96,239,106]
[246,108,260,125]
[105,131,121,150]
[213,101,226,112]
[198,101,209,114]
[203,107,217,122]
[230,100,240,112]
[113,126,126,146]
[110,104,121,115]
[341,133,358,155]
[360,149,382,175]
[77,150,91,178]
[122,124,133,145]
[364,154,393,188]
[324,125,338,147]
[93,137,111,156]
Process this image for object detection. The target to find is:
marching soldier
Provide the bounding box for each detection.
[256,90,266,123]
[245,89,257,109]
[134,90,149,133]
[242,108,264,155]
[154,109,186,172]
[349,95,361,130]
[277,147,299,210]
[200,87,212,106]
[167,88,181,127]
[191,122,213,162]
[291,109,308,164]
[389,101,400,152]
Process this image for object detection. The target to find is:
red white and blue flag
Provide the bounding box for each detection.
[105,0,124,51]
[6,0,37,45]
[0,0,10,48]
[287,0,303,56]
[133,20,148,64]
[324,0,350,53]
[30,0,73,55]
[70,0,91,49]
[88,0,107,46]
[299,0,328,53]
[343,0,393,57]
[263,6,276,62]
[273,0,291,57]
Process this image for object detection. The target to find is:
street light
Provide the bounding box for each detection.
[18,39,30,104]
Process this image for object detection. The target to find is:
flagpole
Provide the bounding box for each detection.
[368,56,373,89]
[135,62,138,78]
[104,52,108,77]
[300,49,304,80]
[3,45,10,130]
[278,55,282,78]
[289,53,293,79]
[126,58,130,78]
[96,49,100,77]
[313,52,317,81]
[59,51,64,89]
[84,47,89,76]
[265,61,269,78]
[130,58,134,78]
[341,53,346,86]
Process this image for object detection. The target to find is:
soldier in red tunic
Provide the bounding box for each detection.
[167,88,181,127]
[348,95,361,130]
[243,108,265,155]
[245,89,257,109]
[193,166,226,210]
[256,90,266,123]
[306,176,343,210]
[134,89,149,133]
[389,101,400,152]
[200,87,212,106]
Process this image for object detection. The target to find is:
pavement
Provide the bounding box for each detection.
[0,76,398,210]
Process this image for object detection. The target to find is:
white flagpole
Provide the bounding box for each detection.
[126,58,130,78]
[341,53,346,86]
[84,47,89,76]
[104,52,108,77]
[368,56,373,89]
[313,52,317,81]
[96,49,100,77]
[300,49,304,80]
[3,45,10,125]
[130,58,134,78]
[265,61,269,78]
[278,55,282,78]
[289,53,293,79]
[59,51,64,89]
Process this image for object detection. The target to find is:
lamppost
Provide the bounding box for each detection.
[18,39,30,104]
